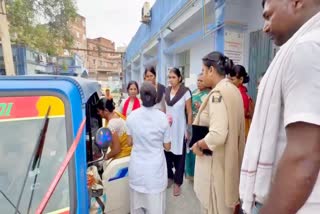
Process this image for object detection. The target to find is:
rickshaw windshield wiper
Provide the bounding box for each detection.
[0,190,21,214]
[15,106,51,214]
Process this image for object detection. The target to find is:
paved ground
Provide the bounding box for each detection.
[166,179,201,214]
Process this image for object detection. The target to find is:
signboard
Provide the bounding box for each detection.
[224,30,245,65]
[0,96,65,121]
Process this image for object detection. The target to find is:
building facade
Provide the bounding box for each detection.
[68,14,88,68]
[46,55,87,77]
[68,14,123,82]
[1,13,122,81]
[0,45,47,75]
[0,45,86,76]
[87,37,122,82]
[124,0,277,100]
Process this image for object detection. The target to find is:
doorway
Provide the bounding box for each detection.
[247,29,278,100]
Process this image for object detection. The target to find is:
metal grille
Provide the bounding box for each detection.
[247,29,274,101]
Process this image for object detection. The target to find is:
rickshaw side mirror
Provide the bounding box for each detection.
[87,127,112,166]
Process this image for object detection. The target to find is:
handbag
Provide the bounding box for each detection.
[189,125,212,156]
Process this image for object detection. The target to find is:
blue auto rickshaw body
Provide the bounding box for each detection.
[0,75,102,214]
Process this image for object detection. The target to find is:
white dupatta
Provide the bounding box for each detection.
[240,12,320,214]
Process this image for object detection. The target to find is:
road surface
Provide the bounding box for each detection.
[166,179,201,214]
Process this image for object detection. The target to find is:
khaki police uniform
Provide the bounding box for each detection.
[193,79,245,214]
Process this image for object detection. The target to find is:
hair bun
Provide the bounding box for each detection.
[223,57,234,75]
[140,82,157,107]
[244,75,250,84]
[105,99,115,112]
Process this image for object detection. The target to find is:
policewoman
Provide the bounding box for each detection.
[191,51,245,214]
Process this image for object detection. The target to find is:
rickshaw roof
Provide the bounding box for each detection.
[0,75,101,104]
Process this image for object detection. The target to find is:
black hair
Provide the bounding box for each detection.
[127,81,139,94]
[169,67,183,83]
[229,65,250,84]
[140,82,157,107]
[144,66,156,77]
[202,51,234,76]
[96,98,115,112]
[262,0,266,8]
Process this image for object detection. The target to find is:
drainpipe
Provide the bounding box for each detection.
[202,0,206,35]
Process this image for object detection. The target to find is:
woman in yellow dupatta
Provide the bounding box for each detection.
[96,98,131,160]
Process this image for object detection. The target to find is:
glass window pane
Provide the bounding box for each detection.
[0,96,71,213]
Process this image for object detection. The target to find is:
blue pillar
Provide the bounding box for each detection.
[216,28,224,53]
[140,53,145,84]
[131,63,135,82]
[215,0,225,53]
[157,34,167,85]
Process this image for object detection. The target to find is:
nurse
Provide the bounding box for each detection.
[127,82,171,214]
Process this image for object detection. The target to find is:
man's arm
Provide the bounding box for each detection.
[260,122,320,214]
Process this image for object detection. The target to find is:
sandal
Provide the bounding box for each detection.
[173,184,181,196]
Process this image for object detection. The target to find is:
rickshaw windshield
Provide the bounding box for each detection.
[0,96,71,214]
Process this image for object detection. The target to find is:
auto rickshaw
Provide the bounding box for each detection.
[0,75,130,214]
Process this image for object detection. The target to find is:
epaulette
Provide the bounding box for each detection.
[211,90,222,103]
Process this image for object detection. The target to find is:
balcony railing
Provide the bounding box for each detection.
[96,65,121,72]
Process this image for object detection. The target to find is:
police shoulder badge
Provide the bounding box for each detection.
[212,91,222,103]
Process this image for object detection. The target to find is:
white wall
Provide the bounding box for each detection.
[132,70,141,84]
[247,0,264,32]
[223,0,265,69]
[27,63,47,75]
[225,0,250,24]
[190,34,215,75]
[225,0,264,31]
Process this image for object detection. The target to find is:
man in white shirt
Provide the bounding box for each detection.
[240,0,320,213]
[126,82,171,214]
